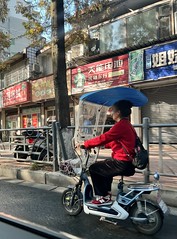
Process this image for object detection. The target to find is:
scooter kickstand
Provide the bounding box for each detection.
[100,217,118,225]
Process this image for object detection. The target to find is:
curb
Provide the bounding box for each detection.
[0,165,177,208]
[0,165,76,187]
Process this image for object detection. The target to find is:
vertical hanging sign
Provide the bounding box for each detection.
[129,49,144,82]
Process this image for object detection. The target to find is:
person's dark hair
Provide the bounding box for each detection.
[113,100,133,117]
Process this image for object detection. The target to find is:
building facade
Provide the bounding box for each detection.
[0,0,31,59]
[1,0,177,143]
[0,45,72,140]
[69,0,177,142]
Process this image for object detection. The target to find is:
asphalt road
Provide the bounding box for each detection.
[0,179,176,239]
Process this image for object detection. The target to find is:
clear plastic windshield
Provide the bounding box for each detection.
[73,100,108,162]
[74,100,108,142]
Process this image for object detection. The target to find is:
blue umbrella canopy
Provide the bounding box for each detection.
[80,87,148,107]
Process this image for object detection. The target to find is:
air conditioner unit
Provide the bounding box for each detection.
[32,63,41,73]
[71,44,85,59]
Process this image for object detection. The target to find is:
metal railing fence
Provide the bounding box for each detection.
[0,118,177,183]
[0,126,52,163]
[63,118,177,183]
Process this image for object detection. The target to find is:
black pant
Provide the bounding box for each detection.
[89,158,135,196]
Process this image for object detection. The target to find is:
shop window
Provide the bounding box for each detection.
[40,55,52,76]
[89,27,100,56]
[127,8,157,47]
[47,110,55,118]
[174,0,177,34]
[100,18,126,53]
[22,114,40,128]
[46,110,56,125]
[6,115,18,129]
[6,115,18,138]
[158,4,171,38]
[0,73,4,89]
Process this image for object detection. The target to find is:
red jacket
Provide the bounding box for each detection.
[84,118,136,161]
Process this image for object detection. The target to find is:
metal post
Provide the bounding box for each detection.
[158,127,163,173]
[46,129,50,162]
[52,122,59,171]
[56,122,67,161]
[9,135,11,151]
[143,117,150,183]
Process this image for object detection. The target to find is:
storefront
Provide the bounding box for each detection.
[2,82,31,130]
[142,84,177,143]
[129,41,177,143]
[21,107,41,128]
[31,74,55,125]
[142,85,177,123]
[6,114,18,129]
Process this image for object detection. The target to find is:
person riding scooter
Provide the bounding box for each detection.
[81,100,136,205]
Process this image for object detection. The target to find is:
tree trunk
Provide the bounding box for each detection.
[51,1,75,171]
[51,0,70,128]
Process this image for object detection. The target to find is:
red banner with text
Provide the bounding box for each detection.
[3,82,31,107]
[71,54,128,94]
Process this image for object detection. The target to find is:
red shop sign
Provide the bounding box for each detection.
[3,82,31,107]
[71,54,128,94]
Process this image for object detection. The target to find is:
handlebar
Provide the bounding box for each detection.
[79,145,97,155]
[80,145,86,149]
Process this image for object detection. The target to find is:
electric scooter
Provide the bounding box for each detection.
[61,86,168,235]
[61,149,168,235]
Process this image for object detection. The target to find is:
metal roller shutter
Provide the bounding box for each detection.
[142,85,177,143]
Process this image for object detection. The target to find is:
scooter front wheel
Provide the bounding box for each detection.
[62,188,83,216]
[130,201,163,235]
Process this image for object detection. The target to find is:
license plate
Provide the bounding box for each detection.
[157,192,169,214]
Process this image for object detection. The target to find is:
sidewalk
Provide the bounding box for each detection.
[0,145,177,208]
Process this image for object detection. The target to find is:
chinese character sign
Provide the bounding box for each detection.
[32,75,55,102]
[71,55,128,94]
[3,82,31,107]
[129,49,144,82]
[145,41,177,80]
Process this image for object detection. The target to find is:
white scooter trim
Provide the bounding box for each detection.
[84,201,129,220]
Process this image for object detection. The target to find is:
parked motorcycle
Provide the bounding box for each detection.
[14,129,44,160]
[30,128,53,161]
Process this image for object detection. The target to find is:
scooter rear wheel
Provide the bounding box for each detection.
[62,188,83,216]
[130,201,163,235]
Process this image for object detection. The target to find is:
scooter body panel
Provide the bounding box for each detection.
[80,169,163,226]
[82,173,129,220]
[84,201,129,220]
